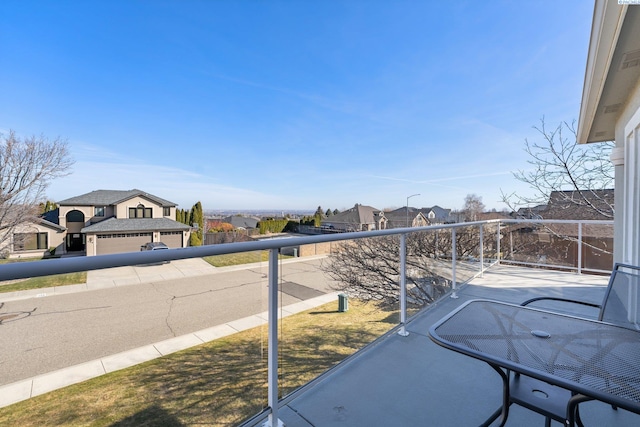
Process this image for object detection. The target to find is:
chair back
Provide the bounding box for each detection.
[599,263,640,330]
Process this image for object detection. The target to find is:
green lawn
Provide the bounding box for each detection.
[203,251,291,267]
[0,300,401,426]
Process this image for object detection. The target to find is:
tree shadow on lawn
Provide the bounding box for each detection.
[126,310,388,425]
[109,405,184,427]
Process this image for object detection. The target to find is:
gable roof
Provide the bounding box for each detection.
[81,217,190,233]
[325,204,384,225]
[384,208,429,228]
[58,189,176,207]
[37,210,66,231]
[419,205,452,221]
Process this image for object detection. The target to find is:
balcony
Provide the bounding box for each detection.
[1,219,635,426]
[244,265,640,427]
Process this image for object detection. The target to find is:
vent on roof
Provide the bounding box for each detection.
[620,49,640,70]
[603,103,622,114]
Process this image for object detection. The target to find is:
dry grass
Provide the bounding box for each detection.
[0,299,401,426]
[0,272,87,293]
[203,251,291,268]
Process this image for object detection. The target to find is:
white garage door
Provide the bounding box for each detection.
[96,232,153,255]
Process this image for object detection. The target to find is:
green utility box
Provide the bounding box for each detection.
[338,293,348,312]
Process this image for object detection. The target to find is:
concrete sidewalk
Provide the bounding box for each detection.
[0,258,217,303]
[0,291,341,408]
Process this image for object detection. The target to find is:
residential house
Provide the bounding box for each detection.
[419,205,453,224]
[515,204,547,219]
[578,0,640,267]
[222,215,259,231]
[504,190,614,271]
[385,207,430,229]
[321,204,387,231]
[56,189,191,256]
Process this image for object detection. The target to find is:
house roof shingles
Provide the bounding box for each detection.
[82,218,190,233]
[326,204,383,226]
[58,189,176,207]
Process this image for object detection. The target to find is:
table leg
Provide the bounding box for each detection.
[480,365,510,427]
[566,394,591,427]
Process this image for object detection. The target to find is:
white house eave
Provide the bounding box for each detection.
[577,0,627,144]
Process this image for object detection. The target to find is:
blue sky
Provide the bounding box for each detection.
[0,1,594,212]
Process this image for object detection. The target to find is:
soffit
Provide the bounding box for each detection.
[579,2,640,144]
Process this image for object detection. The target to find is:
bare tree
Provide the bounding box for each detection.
[0,131,74,257]
[502,118,614,218]
[322,226,497,306]
[462,194,485,222]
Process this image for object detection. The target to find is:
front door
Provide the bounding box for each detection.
[65,210,86,252]
[67,233,85,252]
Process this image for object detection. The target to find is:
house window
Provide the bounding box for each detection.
[163,207,170,216]
[13,232,48,251]
[94,206,105,217]
[129,204,153,218]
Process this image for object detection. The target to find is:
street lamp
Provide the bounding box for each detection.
[406,193,420,227]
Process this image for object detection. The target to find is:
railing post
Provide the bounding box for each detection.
[451,227,458,299]
[479,224,484,277]
[398,233,409,336]
[496,222,501,265]
[263,249,283,427]
[577,222,583,275]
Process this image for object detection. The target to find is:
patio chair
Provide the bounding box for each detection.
[515,263,640,426]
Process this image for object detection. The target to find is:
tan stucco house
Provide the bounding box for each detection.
[52,189,190,256]
[578,0,640,267]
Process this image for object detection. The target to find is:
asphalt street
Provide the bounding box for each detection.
[0,257,337,386]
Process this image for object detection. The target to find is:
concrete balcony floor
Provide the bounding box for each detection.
[245,265,639,427]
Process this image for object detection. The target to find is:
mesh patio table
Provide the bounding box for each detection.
[428,299,640,427]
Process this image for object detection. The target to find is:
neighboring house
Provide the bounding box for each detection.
[385,207,430,229]
[321,204,387,231]
[578,1,640,266]
[504,190,614,271]
[222,215,259,230]
[55,189,191,256]
[515,204,547,220]
[540,190,614,221]
[420,206,453,224]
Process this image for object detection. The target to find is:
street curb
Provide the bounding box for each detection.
[0,255,329,303]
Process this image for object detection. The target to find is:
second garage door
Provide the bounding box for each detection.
[160,231,183,248]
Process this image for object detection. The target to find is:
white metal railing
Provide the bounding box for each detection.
[0,218,614,426]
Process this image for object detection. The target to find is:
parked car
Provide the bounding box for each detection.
[141,242,169,251]
[140,242,170,265]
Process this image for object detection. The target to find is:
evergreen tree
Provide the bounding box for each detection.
[333,209,340,215]
[39,200,58,214]
[189,202,204,245]
[325,208,332,216]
